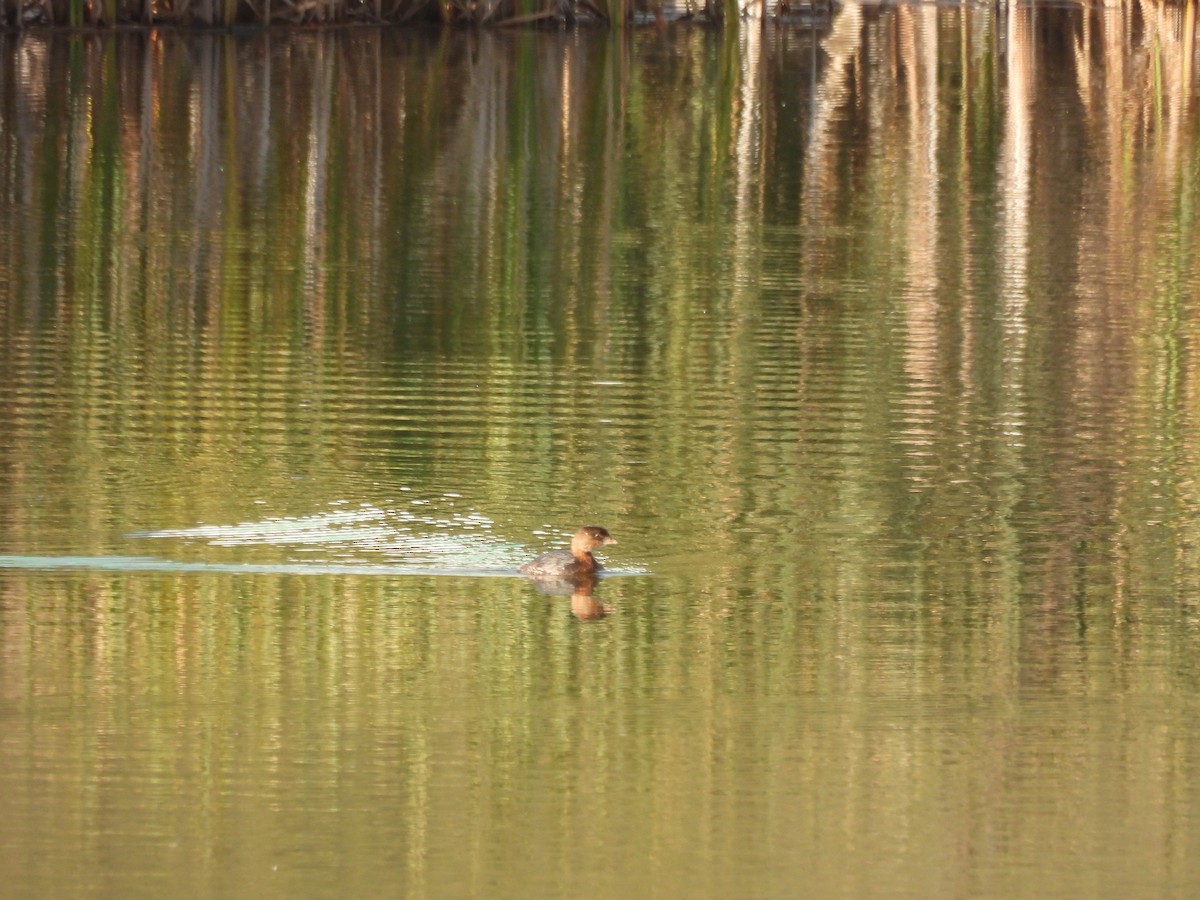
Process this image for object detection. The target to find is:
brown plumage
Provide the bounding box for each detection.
[519,526,617,578]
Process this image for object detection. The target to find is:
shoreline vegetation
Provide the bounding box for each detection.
[1,0,831,28]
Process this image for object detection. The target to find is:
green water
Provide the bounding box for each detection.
[3,5,1200,897]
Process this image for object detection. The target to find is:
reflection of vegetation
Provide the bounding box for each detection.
[4,6,1200,891]
[1,5,1198,581]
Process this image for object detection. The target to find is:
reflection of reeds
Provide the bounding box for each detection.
[3,2,1200,593]
[5,15,1200,885]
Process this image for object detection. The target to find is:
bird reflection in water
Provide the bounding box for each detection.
[525,571,613,621]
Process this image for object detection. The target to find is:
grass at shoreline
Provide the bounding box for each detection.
[2,0,785,28]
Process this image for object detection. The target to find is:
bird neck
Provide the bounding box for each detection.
[570,549,597,572]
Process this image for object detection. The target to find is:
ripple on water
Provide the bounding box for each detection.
[129,497,531,571]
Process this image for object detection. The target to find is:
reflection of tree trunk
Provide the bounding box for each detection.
[192,36,223,332]
[12,40,50,318]
[731,24,763,307]
[998,3,1031,403]
[799,1,862,301]
[303,34,333,340]
[990,2,1034,613]
[254,34,273,207]
[367,32,384,317]
[1074,1,1128,455]
[134,36,155,331]
[898,5,940,416]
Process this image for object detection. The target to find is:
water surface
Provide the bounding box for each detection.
[3,5,1200,897]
